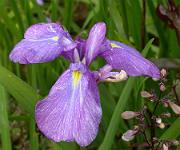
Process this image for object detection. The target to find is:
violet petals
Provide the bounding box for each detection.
[100,40,160,79]
[85,22,106,65]
[35,63,102,146]
[9,23,76,64]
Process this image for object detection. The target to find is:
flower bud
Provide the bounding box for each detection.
[141,91,153,98]
[171,140,179,145]
[160,83,166,92]
[156,118,162,124]
[121,111,139,120]
[163,144,169,150]
[122,129,138,142]
[161,68,167,77]
[164,103,169,107]
[159,122,165,129]
[161,113,171,118]
[168,101,180,114]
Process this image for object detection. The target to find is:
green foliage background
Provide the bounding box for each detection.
[0,0,180,149]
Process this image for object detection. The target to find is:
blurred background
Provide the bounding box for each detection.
[0,0,180,149]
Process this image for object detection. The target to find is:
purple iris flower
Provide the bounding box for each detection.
[36,0,44,6]
[9,22,160,146]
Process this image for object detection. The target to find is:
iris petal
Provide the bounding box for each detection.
[35,63,102,146]
[100,40,160,78]
[9,23,76,64]
[85,22,106,65]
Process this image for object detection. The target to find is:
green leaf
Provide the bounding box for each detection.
[0,65,40,115]
[142,38,154,57]
[63,0,74,30]
[0,84,12,150]
[147,0,167,57]
[29,118,39,150]
[99,78,136,150]
[108,0,126,39]
[160,118,180,139]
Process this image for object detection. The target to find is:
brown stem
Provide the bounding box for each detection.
[141,0,146,49]
[142,132,152,148]
[175,29,180,47]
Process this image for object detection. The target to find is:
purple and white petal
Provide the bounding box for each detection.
[85,22,106,65]
[36,0,44,6]
[61,37,86,62]
[100,40,160,79]
[9,23,76,64]
[35,63,102,147]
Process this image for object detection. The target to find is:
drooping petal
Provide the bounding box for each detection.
[35,63,102,147]
[85,22,106,65]
[100,40,160,79]
[9,23,76,64]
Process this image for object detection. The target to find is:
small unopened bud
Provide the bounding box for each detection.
[168,101,180,114]
[163,102,169,107]
[161,68,167,77]
[156,118,162,124]
[163,144,169,150]
[160,83,166,92]
[161,113,171,118]
[159,122,165,129]
[141,91,153,98]
[152,137,158,143]
[121,111,139,120]
[122,129,138,142]
[171,140,179,146]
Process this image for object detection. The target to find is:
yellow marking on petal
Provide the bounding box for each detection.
[72,71,82,87]
[110,43,121,48]
[52,36,59,41]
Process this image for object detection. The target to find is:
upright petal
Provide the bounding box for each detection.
[35,63,102,147]
[100,40,160,79]
[9,23,76,64]
[61,37,86,62]
[85,22,106,65]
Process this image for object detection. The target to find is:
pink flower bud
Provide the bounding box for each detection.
[122,129,138,141]
[161,68,167,77]
[163,144,169,150]
[171,140,179,146]
[168,101,180,114]
[160,84,166,92]
[141,91,153,98]
[121,111,139,119]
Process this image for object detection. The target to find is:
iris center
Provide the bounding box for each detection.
[110,43,121,48]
